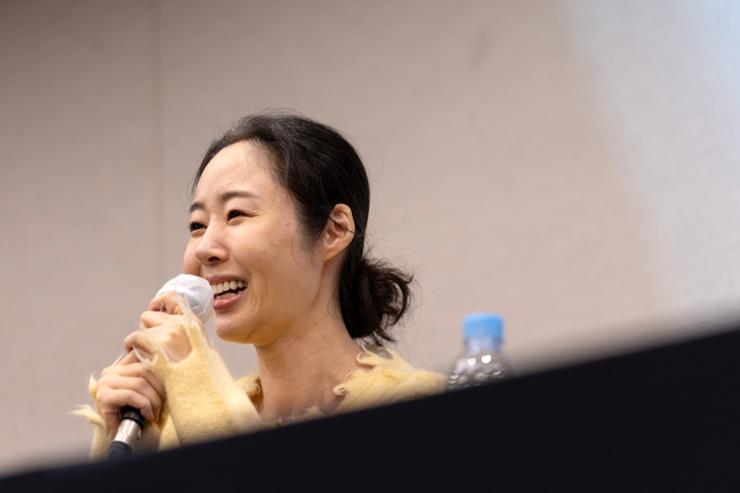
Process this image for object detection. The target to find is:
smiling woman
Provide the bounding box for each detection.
[74,112,446,458]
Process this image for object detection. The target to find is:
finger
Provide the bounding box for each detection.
[123,331,137,353]
[124,330,159,356]
[100,351,138,377]
[117,350,139,366]
[106,375,163,419]
[112,362,166,398]
[139,310,178,329]
[99,388,157,422]
[148,291,187,315]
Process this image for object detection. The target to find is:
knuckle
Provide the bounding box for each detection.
[170,322,186,336]
[126,390,140,406]
[95,390,107,404]
[135,379,150,394]
[97,391,115,409]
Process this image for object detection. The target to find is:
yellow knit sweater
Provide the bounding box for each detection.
[74,318,446,460]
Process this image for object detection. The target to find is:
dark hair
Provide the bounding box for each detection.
[192,111,412,345]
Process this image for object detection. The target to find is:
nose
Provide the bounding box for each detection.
[194,223,229,266]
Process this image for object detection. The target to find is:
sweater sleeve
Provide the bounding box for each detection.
[143,308,262,445]
[73,307,262,459]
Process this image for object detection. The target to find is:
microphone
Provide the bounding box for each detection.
[107,274,214,460]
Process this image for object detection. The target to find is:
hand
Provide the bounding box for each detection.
[94,351,166,437]
[124,291,204,364]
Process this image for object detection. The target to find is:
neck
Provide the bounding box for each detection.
[252,306,363,422]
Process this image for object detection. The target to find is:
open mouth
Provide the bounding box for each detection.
[211,280,247,300]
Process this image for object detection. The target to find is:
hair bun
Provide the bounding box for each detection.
[339,254,413,345]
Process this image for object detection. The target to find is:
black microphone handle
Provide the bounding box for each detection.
[108,406,146,460]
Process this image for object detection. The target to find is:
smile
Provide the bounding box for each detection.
[205,276,249,311]
[211,280,247,298]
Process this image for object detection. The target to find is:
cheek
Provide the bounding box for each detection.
[244,242,303,295]
[270,246,320,295]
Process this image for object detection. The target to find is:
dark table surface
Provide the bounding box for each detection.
[4,317,740,492]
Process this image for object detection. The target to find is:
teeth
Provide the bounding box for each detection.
[211,280,247,294]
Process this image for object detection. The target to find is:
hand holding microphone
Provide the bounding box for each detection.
[97,274,214,459]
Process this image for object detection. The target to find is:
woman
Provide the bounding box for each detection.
[75,112,446,458]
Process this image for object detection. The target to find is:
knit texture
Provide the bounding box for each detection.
[74,322,446,460]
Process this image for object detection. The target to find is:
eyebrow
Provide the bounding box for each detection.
[189,190,260,213]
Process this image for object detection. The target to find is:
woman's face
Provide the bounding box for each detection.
[183,141,323,344]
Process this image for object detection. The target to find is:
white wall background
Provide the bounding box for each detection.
[1,0,739,475]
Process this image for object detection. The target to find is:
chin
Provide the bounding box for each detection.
[214,325,239,342]
[214,322,252,344]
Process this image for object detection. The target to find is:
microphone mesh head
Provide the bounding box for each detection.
[155,274,214,321]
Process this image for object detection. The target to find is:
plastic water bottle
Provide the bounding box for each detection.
[447,312,512,390]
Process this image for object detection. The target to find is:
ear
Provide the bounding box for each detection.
[322,204,355,262]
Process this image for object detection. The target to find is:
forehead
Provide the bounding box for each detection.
[194,141,277,198]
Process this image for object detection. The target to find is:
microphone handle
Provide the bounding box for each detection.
[108,406,146,460]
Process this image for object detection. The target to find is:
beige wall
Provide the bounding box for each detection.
[2,0,739,475]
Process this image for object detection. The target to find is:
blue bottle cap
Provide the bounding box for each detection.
[463,312,504,342]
